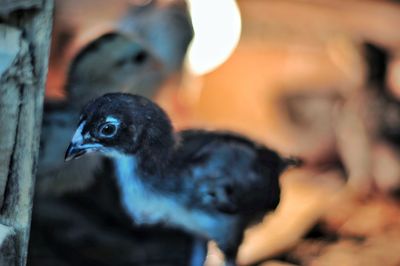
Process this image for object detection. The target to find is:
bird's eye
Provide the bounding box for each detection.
[132,50,147,64]
[99,123,117,138]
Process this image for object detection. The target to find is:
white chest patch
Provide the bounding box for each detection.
[113,155,229,238]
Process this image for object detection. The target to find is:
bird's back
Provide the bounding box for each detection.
[172,130,283,222]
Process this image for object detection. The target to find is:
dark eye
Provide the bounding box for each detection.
[131,50,147,64]
[99,123,117,138]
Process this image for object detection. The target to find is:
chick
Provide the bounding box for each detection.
[65,93,297,265]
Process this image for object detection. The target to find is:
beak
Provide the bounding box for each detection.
[65,142,88,162]
[64,121,102,162]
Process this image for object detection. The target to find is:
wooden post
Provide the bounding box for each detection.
[0,0,53,265]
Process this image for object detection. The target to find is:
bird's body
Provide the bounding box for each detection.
[111,131,281,246]
[113,153,232,237]
[65,93,290,265]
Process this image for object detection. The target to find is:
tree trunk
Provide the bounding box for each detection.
[0,1,53,265]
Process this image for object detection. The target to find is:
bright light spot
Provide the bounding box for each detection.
[187,0,242,75]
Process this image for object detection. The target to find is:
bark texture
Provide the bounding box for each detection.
[0,0,53,265]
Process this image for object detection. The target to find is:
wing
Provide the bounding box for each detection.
[174,130,284,215]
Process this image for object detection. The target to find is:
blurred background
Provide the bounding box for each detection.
[29,0,400,265]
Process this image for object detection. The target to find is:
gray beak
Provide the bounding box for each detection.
[64,143,88,162]
[64,121,102,162]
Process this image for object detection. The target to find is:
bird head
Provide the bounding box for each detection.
[118,0,194,73]
[66,33,165,109]
[65,93,175,163]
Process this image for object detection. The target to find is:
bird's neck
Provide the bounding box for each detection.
[113,154,139,184]
[111,151,171,196]
[132,131,178,178]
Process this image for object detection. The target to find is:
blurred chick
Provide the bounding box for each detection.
[66,32,165,109]
[118,0,194,75]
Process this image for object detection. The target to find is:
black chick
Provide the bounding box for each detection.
[65,93,293,266]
